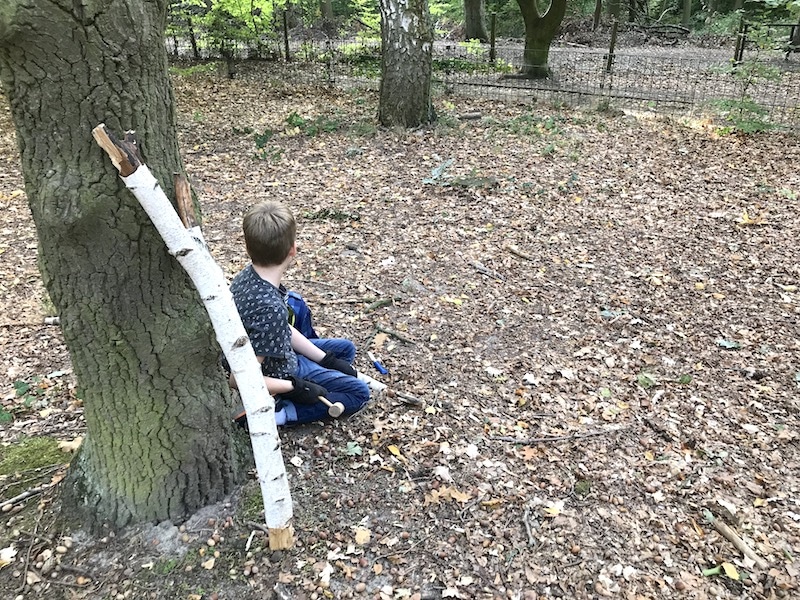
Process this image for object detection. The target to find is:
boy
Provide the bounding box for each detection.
[229,201,370,426]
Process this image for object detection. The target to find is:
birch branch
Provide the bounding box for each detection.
[93,124,294,549]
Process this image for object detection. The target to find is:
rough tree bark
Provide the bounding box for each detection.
[464,0,489,42]
[378,0,435,127]
[0,0,241,529]
[514,0,568,78]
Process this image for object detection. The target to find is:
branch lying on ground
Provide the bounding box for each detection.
[375,324,416,345]
[0,485,50,510]
[703,509,769,570]
[490,427,628,445]
[505,244,534,261]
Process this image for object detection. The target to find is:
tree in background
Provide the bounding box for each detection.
[378,0,436,126]
[514,0,568,78]
[0,0,240,530]
[464,0,489,41]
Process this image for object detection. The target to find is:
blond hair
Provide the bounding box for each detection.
[242,201,296,266]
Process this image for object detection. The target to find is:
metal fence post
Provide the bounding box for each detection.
[490,13,497,63]
[733,18,745,63]
[283,11,291,62]
[606,20,618,74]
[325,40,333,85]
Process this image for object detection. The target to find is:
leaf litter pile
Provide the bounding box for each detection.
[1,63,800,599]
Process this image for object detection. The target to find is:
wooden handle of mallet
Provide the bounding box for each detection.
[318,396,345,418]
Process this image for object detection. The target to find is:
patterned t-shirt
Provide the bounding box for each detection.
[230,265,298,379]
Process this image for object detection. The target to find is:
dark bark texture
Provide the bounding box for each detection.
[378,0,435,128]
[515,0,568,78]
[0,0,239,530]
[463,0,488,42]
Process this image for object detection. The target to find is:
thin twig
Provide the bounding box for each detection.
[0,485,50,510]
[17,516,40,592]
[245,521,271,535]
[375,324,416,345]
[704,510,769,569]
[318,297,377,305]
[365,298,393,312]
[394,391,423,407]
[491,427,627,445]
[523,507,537,546]
[505,244,534,261]
[372,534,433,564]
[17,529,54,545]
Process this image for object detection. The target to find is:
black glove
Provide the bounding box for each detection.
[280,376,328,405]
[319,351,357,377]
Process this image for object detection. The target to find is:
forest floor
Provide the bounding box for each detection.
[1,58,800,600]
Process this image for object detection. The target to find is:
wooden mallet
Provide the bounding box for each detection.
[318,396,345,418]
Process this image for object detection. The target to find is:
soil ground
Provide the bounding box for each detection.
[1,56,800,600]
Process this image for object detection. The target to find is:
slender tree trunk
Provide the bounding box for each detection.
[682,0,692,27]
[0,0,240,530]
[464,0,489,42]
[378,0,435,127]
[515,0,568,79]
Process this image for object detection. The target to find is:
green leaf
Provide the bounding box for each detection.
[716,338,741,350]
[345,442,363,457]
[637,373,657,389]
[13,381,30,397]
[678,374,693,385]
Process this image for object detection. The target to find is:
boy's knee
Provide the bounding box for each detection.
[353,379,371,407]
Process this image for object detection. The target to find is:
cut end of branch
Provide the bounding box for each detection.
[92,124,142,177]
[174,173,199,229]
[268,524,295,550]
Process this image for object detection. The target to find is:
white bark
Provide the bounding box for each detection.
[111,162,294,546]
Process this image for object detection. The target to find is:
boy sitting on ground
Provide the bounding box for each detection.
[229,201,370,426]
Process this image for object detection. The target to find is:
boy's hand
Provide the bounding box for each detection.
[282,376,328,405]
[320,351,357,377]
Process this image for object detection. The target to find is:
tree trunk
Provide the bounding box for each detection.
[682,0,692,27]
[515,0,568,79]
[464,0,489,42]
[0,0,240,530]
[378,0,435,128]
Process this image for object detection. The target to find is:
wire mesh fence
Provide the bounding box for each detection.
[169,36,800,129]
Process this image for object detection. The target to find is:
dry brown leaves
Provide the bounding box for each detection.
[1,63,800,599]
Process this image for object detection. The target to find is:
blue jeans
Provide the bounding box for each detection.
[282,339,371,425]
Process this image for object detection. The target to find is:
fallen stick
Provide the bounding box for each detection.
[490,427,626,445]
[704,509,769,569]
[0,485,49,510]
[394,390,423,407]
[375,324,416,345]
[505,244,534,261]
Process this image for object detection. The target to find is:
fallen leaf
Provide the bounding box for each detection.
[354,526,371,545]
[0,545,17,569]
[201,557,215,569]
[721,562,740,580]
[58,436,83,452]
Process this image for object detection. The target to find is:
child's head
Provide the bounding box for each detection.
[242,201,296,266]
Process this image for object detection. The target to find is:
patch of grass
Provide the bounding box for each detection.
[153,557,181,575]
[169,62,218,77]
[348,120,377,137]
[0,436,65,475]
[286,112,341,136]
[238,481,265,522]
